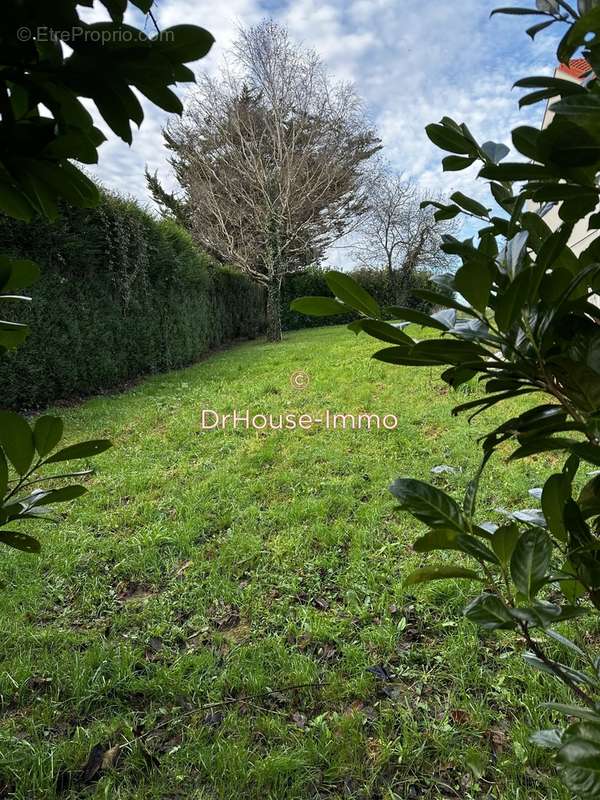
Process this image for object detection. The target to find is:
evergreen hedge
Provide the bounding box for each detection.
[281,267,434,331]
[0,194,265,409]
[0,193,435,409]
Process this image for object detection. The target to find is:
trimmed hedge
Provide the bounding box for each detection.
[0,193,436,408]
[281,267,433,331]
[0,194,265,409]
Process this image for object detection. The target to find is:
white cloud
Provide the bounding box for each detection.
[83,0,563,251]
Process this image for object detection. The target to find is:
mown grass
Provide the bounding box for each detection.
[0,325,581,799]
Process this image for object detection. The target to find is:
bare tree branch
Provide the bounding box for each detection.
[353,161,458,304]
[148,20,381,340]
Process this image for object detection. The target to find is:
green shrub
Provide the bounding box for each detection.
[292,3,600,794]
[0,194,264,409]
[280,266,432,331]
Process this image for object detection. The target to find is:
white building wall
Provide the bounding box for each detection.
[538,66,600,308]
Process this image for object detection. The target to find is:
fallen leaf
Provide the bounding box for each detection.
[487,726,508,754]
[450,708,470,724]
[81,744,105,784]
[203,710,224,728]
[116,582,156,603]
[366,664,393,682]
[101,745,121,770]
[175,560,193,578]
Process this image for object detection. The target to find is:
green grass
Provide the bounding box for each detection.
[0,326,578,799]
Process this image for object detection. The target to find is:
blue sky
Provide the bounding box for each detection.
[81,0,566,256]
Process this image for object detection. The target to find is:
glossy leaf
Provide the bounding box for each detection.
[492,523,521,567]
[0,531,41,553]
[414,528,499,563]
[450,191,490,218]
[358,320,414,346]
[0,411,34,476]
[45,440,112,464]
[531,729,562,749]
[325,271,380,317]
[463,593,515,630]
[454,260,492,312]
[542,472,570,542]
[510,528,552,599]
[425,123,475,155]
[384,306,453,331]
[390,478,468,532]
[33,416,64,458]
[290,296,351,316]
[558,721,600,798]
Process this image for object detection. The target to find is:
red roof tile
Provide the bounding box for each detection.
[558,58,592,79]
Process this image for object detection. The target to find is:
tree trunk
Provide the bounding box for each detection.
[386,261,400,306]
[395,269,411,306]
[397,229,427,305]
[265,279,283,342]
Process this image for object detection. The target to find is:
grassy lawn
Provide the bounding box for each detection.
[0,325,577,799]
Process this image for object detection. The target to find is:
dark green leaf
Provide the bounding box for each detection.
[384,306,453,331]
[0,530,40,553]
[0,182,34,221]
[527,18,556,37]
[442,155,476,171]
[154,25,215,63]
[510,528,553,598]
[371,346,440,366]
[558,720,600,797]
[579,473,600,519]
[358,320,414,346]
[0,411,34,476]
[414,528,499,563]
[491,7,551,14]
[463,592,515,630]
[450,191,490,218]
[542,473,570,542]
[33,416,63,458]
[0,451,7,498]
[478,162,554,181]
[494,267,533,331]
[512,126,541,160]
[290,296,351,316]
[558,6,600,63]
[571,443,600,465]
[0,258,40,291]
[454,260,492,312]
[45,440,111,464]
[425,123,475,155]
[325,271,380,317]
[492,523,521,567]
[390,478,467,532]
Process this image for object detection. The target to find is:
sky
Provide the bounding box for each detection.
[79,0,565,264]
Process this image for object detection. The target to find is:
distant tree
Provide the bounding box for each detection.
[149,20,381,341]
[354,165,456,305]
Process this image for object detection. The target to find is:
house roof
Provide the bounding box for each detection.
[558,58,592,79]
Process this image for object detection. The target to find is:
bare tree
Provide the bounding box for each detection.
[354,165,456,305]
[149,21,380,341]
